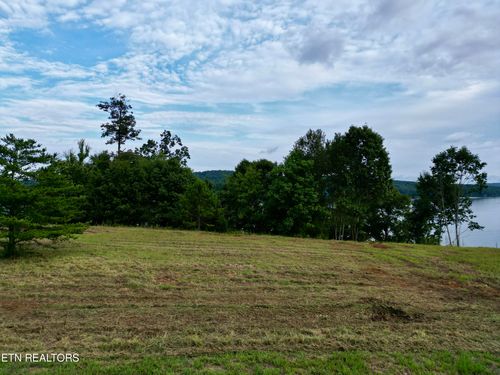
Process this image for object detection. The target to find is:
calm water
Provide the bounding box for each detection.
[442,197,500,248]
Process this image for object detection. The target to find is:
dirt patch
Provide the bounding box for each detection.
[469,283,500,299]
[368,300,423,323]
[362,266,389,276]
[427,276,500,301]
[0,299,39,313]
[331,241,364,250]
[155,271,182,285]
[84,227,113,234]
[361,267,415,289]
[371,243,390,249]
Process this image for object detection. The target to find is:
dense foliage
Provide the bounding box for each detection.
[220,126,412,241]
[1,95,489,254]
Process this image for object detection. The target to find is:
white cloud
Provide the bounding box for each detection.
[0,44,93,78]
[0,76,32,90]
[0,0,499,179]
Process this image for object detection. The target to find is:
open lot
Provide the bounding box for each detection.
[0,226,499,374]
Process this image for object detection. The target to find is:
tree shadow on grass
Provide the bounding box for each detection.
[0,237,82,261]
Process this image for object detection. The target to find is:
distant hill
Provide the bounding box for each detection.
[394,180,500,197]
[393,180,418,196]
[196,170,500,197]
[194,170,233,190]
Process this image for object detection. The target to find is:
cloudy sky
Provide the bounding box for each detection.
[1,0,499,180]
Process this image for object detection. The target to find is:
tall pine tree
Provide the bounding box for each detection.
[97,94,141,154]
[0,134,85,257]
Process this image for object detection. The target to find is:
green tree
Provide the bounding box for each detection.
[406,173,442,244]
[221,159,276,232]
[97,93,141,154]
[158,130,190,166]
[290,129,329,222]
[76,138,91,164]
[136,130,190,166]
[136,139,159,158]
[57,139,92,223]
[291,129,328,179]
[414,146,487,246]
[61,139,91,182]
[266,152,326,237]
[365,187,411,242]
[180,179,225,231]
[0,134,84,257]
[326,125,395,240]
[86,151,194,227]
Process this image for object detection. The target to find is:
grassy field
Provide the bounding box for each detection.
[0,227,499,374]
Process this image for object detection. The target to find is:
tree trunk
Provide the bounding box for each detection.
[445,224,452,246]
[455,220,460,247]
[5,225,17,257]
[196,203,201,230]
[455,177,462,247]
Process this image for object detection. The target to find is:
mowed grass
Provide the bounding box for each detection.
[0,226,498,374]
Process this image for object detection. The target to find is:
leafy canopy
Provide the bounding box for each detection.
[136,130,190,166]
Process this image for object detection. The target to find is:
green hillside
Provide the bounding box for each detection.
[393,180,418,196]
[194,170,233,190]
[1,227,498,374]
[195,170,500,197]
[393,180,500,198]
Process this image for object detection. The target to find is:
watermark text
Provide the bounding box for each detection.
[1,353,79,363]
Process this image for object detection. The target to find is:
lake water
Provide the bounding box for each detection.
[442,197,500,248]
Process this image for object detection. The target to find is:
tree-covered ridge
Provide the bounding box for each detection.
[194,170,234,191]
[395,180,500,198]
[197,172,500,198]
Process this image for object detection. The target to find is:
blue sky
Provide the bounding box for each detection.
[1,0,499,180]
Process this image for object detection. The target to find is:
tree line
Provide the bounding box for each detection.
[0,94,487,256]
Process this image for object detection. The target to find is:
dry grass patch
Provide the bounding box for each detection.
[0,226,498,373]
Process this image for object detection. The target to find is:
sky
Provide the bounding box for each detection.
[0,0,499,181]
